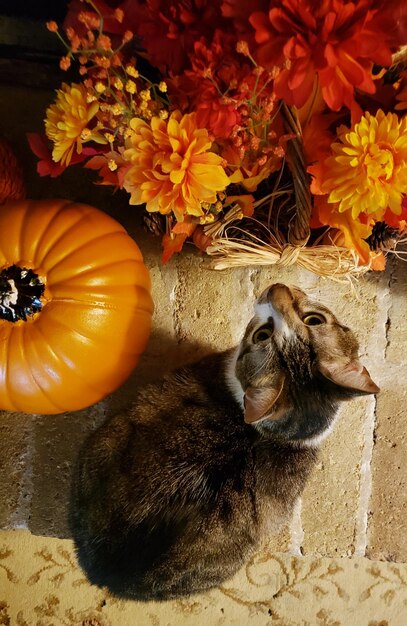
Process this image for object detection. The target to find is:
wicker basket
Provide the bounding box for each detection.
[200,103,369,280]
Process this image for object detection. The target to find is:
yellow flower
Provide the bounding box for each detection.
[113,78,123,90]
[125,65,139,78]
[140,89,151,101]
[111,103,124,116]
[45,83,107,166]
[125,79,137,94]
[122,111,229,221]
[320,110,407,220]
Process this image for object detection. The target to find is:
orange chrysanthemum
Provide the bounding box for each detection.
[45,83,107,166]
[122,111,230,221]
[314,110,407,220]
[249,0,400,111]
[313,195,375,264]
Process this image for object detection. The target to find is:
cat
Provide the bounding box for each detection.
[69,282,379,601]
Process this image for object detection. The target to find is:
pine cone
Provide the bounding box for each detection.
[366,222,401,251]
[143,212,166,237]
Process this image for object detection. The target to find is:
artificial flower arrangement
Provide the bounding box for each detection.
[29,0,407,278]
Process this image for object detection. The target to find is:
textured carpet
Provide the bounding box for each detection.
[1,530,407,625]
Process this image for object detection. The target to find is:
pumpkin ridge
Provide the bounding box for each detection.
[31,321,108,397]
[42,230,134,275]
[37,310,97,345]
[34,215,119,271]
[30,200,123,265]
[48,277,153,309]
[31,199,79,267]
[47,258,147,285]
[3,327,17,411]
[18,204,25,264]
[24,326,71,413]
[33,213,90,269]
[46,296,128,311]
[21,324,65,412]
[48,295,151,312]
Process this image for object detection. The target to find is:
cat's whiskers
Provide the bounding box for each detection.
[251,344,275,380]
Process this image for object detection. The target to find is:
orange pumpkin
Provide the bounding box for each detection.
[0,199,153,414]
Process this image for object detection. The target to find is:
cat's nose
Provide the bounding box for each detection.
[255,284,295,341]
[268,285,295,314]
[258,283,293,305]
[269,283,293,296]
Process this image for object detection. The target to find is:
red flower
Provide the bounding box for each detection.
[189,32,245,81]
[175,32,251,137]
[169,74,239,139]
[134,0,225,74]
[221,0,268,21]
[168,32,251,137]
[221,0,269,37]
[195,85,241,139]
[27,133,98,177]
[84,151,127,186]
[249,0,402,111]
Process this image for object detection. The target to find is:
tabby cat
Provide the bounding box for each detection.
[70,283,379,600]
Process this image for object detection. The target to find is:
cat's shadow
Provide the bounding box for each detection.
[28,331,213,539]
[106,330,214,417]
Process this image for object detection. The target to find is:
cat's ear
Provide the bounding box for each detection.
[244,375,286,424]
[317,359,380,395]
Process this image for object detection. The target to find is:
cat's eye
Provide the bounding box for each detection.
[253,326,273,343]
[302,313,326,326]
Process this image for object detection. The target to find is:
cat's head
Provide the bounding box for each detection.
[231,283,379,444]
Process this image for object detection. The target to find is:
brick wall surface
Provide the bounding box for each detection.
[0,85,406,563]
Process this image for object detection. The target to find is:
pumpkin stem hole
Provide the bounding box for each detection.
[0,265,45,322]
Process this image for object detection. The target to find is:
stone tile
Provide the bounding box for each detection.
[0,411,33,529]
[300,397,371,557]
[174,255,255,358]
[367,260,407,561]
[135,232,180,377]
[252,264,305,294]
[300,271,389,557]
[28,403,107,538]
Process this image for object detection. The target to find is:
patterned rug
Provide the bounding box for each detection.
[1,530,406,625]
